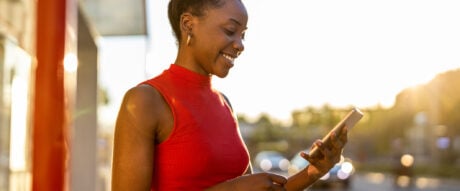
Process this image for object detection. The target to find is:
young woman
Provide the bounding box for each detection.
[111,0,347,190]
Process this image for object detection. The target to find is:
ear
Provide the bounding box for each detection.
[180,13,194,35]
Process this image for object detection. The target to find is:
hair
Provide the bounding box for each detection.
[168,0,226,44]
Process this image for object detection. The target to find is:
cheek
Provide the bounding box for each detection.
[204,30,229,48]
[194,29,228,60]
[200,41,223,59]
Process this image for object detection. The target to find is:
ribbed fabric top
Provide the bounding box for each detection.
[143,64,249,191]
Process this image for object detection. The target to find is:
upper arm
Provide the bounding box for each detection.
[111,85,165,190]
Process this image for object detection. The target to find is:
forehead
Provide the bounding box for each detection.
[203,0,248,27]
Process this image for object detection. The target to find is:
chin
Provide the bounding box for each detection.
[215,73,229,78]
[215,70,230,78]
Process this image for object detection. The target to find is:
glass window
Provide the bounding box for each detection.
[0,35,33,191]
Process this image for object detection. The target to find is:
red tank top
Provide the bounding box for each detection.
[143,64,250,191]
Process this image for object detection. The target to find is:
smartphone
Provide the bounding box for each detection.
[308,107,364,158]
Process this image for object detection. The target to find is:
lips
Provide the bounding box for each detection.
[222,53,236,62]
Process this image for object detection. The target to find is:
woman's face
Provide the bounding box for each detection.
[189,0,248,78]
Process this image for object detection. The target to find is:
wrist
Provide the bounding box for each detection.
[285,165,322,191]
[305,165,324,181]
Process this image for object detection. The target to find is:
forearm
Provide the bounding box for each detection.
[204,179,235,191]
[205,164,253,190]
[284,165,322,191]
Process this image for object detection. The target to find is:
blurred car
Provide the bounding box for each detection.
[254,151,290,173]
[288,150,355,189]
[393,153,415,189]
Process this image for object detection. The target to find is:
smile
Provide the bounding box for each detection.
[222,53,235,62]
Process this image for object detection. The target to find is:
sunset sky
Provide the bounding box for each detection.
[99,0,460,123]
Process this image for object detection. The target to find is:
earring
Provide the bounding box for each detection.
[186,34,191,46]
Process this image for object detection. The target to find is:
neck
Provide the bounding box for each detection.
[174,48,210,76]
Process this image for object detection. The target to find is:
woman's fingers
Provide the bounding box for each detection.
[270,184,286,191]
[233,173,287,191]
[301,140,323,162]
[268,173,287,186]
[330,128,348,150]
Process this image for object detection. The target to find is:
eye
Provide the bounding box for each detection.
[223,26,246,41]
[224,28,236,36]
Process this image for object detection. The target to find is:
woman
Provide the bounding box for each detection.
[111,0,347,190]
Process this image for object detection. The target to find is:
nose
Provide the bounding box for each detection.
[233,38,244,56]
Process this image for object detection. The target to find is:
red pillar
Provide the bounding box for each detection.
[33,0,68,190]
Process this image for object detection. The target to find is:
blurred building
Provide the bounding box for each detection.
[0,0,147,190]
[1,1,36,190]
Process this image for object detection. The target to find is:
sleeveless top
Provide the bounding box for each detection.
[142,64,250,191]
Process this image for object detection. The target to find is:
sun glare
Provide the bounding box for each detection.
[140,0,460,121]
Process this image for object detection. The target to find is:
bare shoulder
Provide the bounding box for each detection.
[116,84,170,138]
[122,84,165,114]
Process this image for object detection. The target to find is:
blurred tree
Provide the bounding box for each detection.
[98,86,110,106]
[241,68,460,172]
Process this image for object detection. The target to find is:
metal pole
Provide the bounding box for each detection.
[33,0,68,190]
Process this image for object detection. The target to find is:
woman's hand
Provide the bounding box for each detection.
[301,127,348,177]
[206,172,287,191]
[232,173,287,191]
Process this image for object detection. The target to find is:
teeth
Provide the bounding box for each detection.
[223,54,235,62]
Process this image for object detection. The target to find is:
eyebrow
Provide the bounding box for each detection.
[230,18,248,30]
